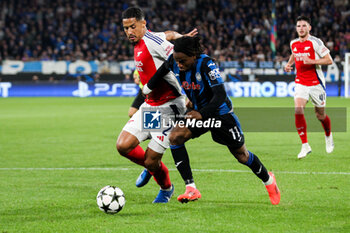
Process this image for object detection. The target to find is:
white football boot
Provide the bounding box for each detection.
[325,133,334,153]
[298,143,312,159]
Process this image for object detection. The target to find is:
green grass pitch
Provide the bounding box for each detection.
[0,97,349,232]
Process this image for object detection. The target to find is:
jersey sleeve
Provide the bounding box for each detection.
[152,32,174,59]
[153,32,166,40]
[202,58,224,87]
[313,38,330,58]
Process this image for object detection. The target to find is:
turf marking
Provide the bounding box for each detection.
[0,167,350,175]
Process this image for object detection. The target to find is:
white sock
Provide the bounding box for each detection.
[264,175,273,186]
[186,183,196,189]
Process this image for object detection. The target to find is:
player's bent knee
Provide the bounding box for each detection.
[169,128,191,145]
[116,131,139,156]
[229,146,249,164]
[295,107,304,115]
[238,154,249,164]
[316,115,324,121]
[169,132,183,145]
[116,139,136,156]
[233,150,249,164]
[144,158,159,172]
[234,152,248,164]
[316,112,325,121]
[116,141,129,156]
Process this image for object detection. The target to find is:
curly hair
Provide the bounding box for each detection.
[174,36,203,57]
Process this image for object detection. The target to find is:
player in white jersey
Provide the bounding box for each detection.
[116,7,197,203]
[284,16,334,159]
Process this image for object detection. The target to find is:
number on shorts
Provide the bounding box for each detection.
[319,93,325,101]
[229,126,241,141]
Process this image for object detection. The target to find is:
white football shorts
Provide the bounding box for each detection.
[122,95,186,154]
[294,83,326,107]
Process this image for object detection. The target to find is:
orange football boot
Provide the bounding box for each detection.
[265,172,280,205]
[177,186,201,203]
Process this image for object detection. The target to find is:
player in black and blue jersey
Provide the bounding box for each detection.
[142,36,280,205]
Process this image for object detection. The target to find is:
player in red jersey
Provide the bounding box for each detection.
[284,16,334,159]
[116,7,197,203]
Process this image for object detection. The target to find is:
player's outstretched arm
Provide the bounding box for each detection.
[284,54,295,72]
[164,28,198,41]
[184,28,198,37]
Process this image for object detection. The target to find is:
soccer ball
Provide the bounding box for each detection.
[96,185,125,214]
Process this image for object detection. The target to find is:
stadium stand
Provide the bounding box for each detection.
[0,0,349,63]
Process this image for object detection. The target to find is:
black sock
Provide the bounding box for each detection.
[170,144,194,185]
[245,151,269,183]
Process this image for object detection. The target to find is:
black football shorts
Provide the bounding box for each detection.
[187,112,245,149]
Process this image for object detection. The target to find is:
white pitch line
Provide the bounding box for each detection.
[0,167,350,175]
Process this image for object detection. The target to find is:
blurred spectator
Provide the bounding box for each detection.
[0,0,348,62]
[32,75,40,83]
[48,76,58,83]
[122,73,133,83]
[92,73,101,82]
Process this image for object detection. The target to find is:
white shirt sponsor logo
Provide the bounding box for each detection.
[208,68,221,80]
[135,60,143,71]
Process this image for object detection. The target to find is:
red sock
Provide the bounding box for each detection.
[295,114,308,143]
[149,162,171,189]
[124,145,145,166]
[321,115,331,136]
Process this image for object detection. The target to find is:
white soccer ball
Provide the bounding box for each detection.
[96,185,125,214]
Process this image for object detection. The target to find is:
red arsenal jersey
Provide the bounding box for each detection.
[290,35,330,87]
[134,31,182,106]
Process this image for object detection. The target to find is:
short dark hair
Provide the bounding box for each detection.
[174,36,203,57]
[296,15,311,25]
[122,7,145,21]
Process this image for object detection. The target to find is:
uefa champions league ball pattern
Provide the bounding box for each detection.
[96,186,125,214]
